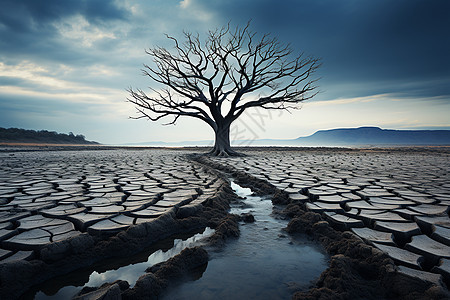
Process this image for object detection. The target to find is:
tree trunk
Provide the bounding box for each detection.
[209,122,239,156]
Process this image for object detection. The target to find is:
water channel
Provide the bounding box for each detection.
[161,182,329,299]
[31,228,215,299]
[30,181,329,299]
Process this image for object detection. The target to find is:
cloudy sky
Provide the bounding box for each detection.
[1,0,449,144]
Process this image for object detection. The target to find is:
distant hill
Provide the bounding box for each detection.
[295,127,450,146]
[0,128,99,145]
[123,127,450,147]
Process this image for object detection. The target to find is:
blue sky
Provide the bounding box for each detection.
[0,0,449,144]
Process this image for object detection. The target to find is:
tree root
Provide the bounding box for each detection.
[207,147,244,157]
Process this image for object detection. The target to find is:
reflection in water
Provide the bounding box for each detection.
[161,181,329,300]
[85,227,214,288]
[33,227,214,300]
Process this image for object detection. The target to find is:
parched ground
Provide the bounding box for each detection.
[0,147,449,299]
[0,149,221,254]
[207,148,450,297]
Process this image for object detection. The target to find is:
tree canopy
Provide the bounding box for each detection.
[128,23,320,156]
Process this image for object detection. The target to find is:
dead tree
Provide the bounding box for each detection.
[128,23,320,156]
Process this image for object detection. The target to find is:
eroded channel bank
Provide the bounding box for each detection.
[0,150,238,299]
[31,227,216,299]
[160,181,328,299]
[19,158,328,300]
[0,148,449,299]
[194,153,450,299]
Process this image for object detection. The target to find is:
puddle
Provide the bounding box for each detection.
[29,228,215,300]
[161,181,329,300]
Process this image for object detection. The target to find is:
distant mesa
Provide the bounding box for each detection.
[0,127,99,145]
[296,127,450,146]
[126,126,450,147]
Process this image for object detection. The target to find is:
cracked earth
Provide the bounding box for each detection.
[0,147,449,299]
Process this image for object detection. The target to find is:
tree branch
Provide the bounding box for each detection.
[128,22,320,137]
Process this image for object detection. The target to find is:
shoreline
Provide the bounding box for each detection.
[1,143,449,153]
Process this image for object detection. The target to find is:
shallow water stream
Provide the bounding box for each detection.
[161,181,329,299]
[30,181,328,299]
[31,228,215,299]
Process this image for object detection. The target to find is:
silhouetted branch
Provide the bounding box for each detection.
[128,22,320,155]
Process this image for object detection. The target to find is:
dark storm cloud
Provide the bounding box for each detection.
[0,0,129,64]
[0,0,128,31]
[2,0,448,98]
[1,0,449,143]
[195,0,450,99]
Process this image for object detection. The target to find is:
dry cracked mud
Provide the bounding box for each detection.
[0,146,449,299]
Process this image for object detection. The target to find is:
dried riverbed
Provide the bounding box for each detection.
[0,146,449,299]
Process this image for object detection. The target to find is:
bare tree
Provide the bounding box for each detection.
[128,23,320,156]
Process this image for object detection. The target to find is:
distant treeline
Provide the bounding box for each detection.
[0,127,99,144]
